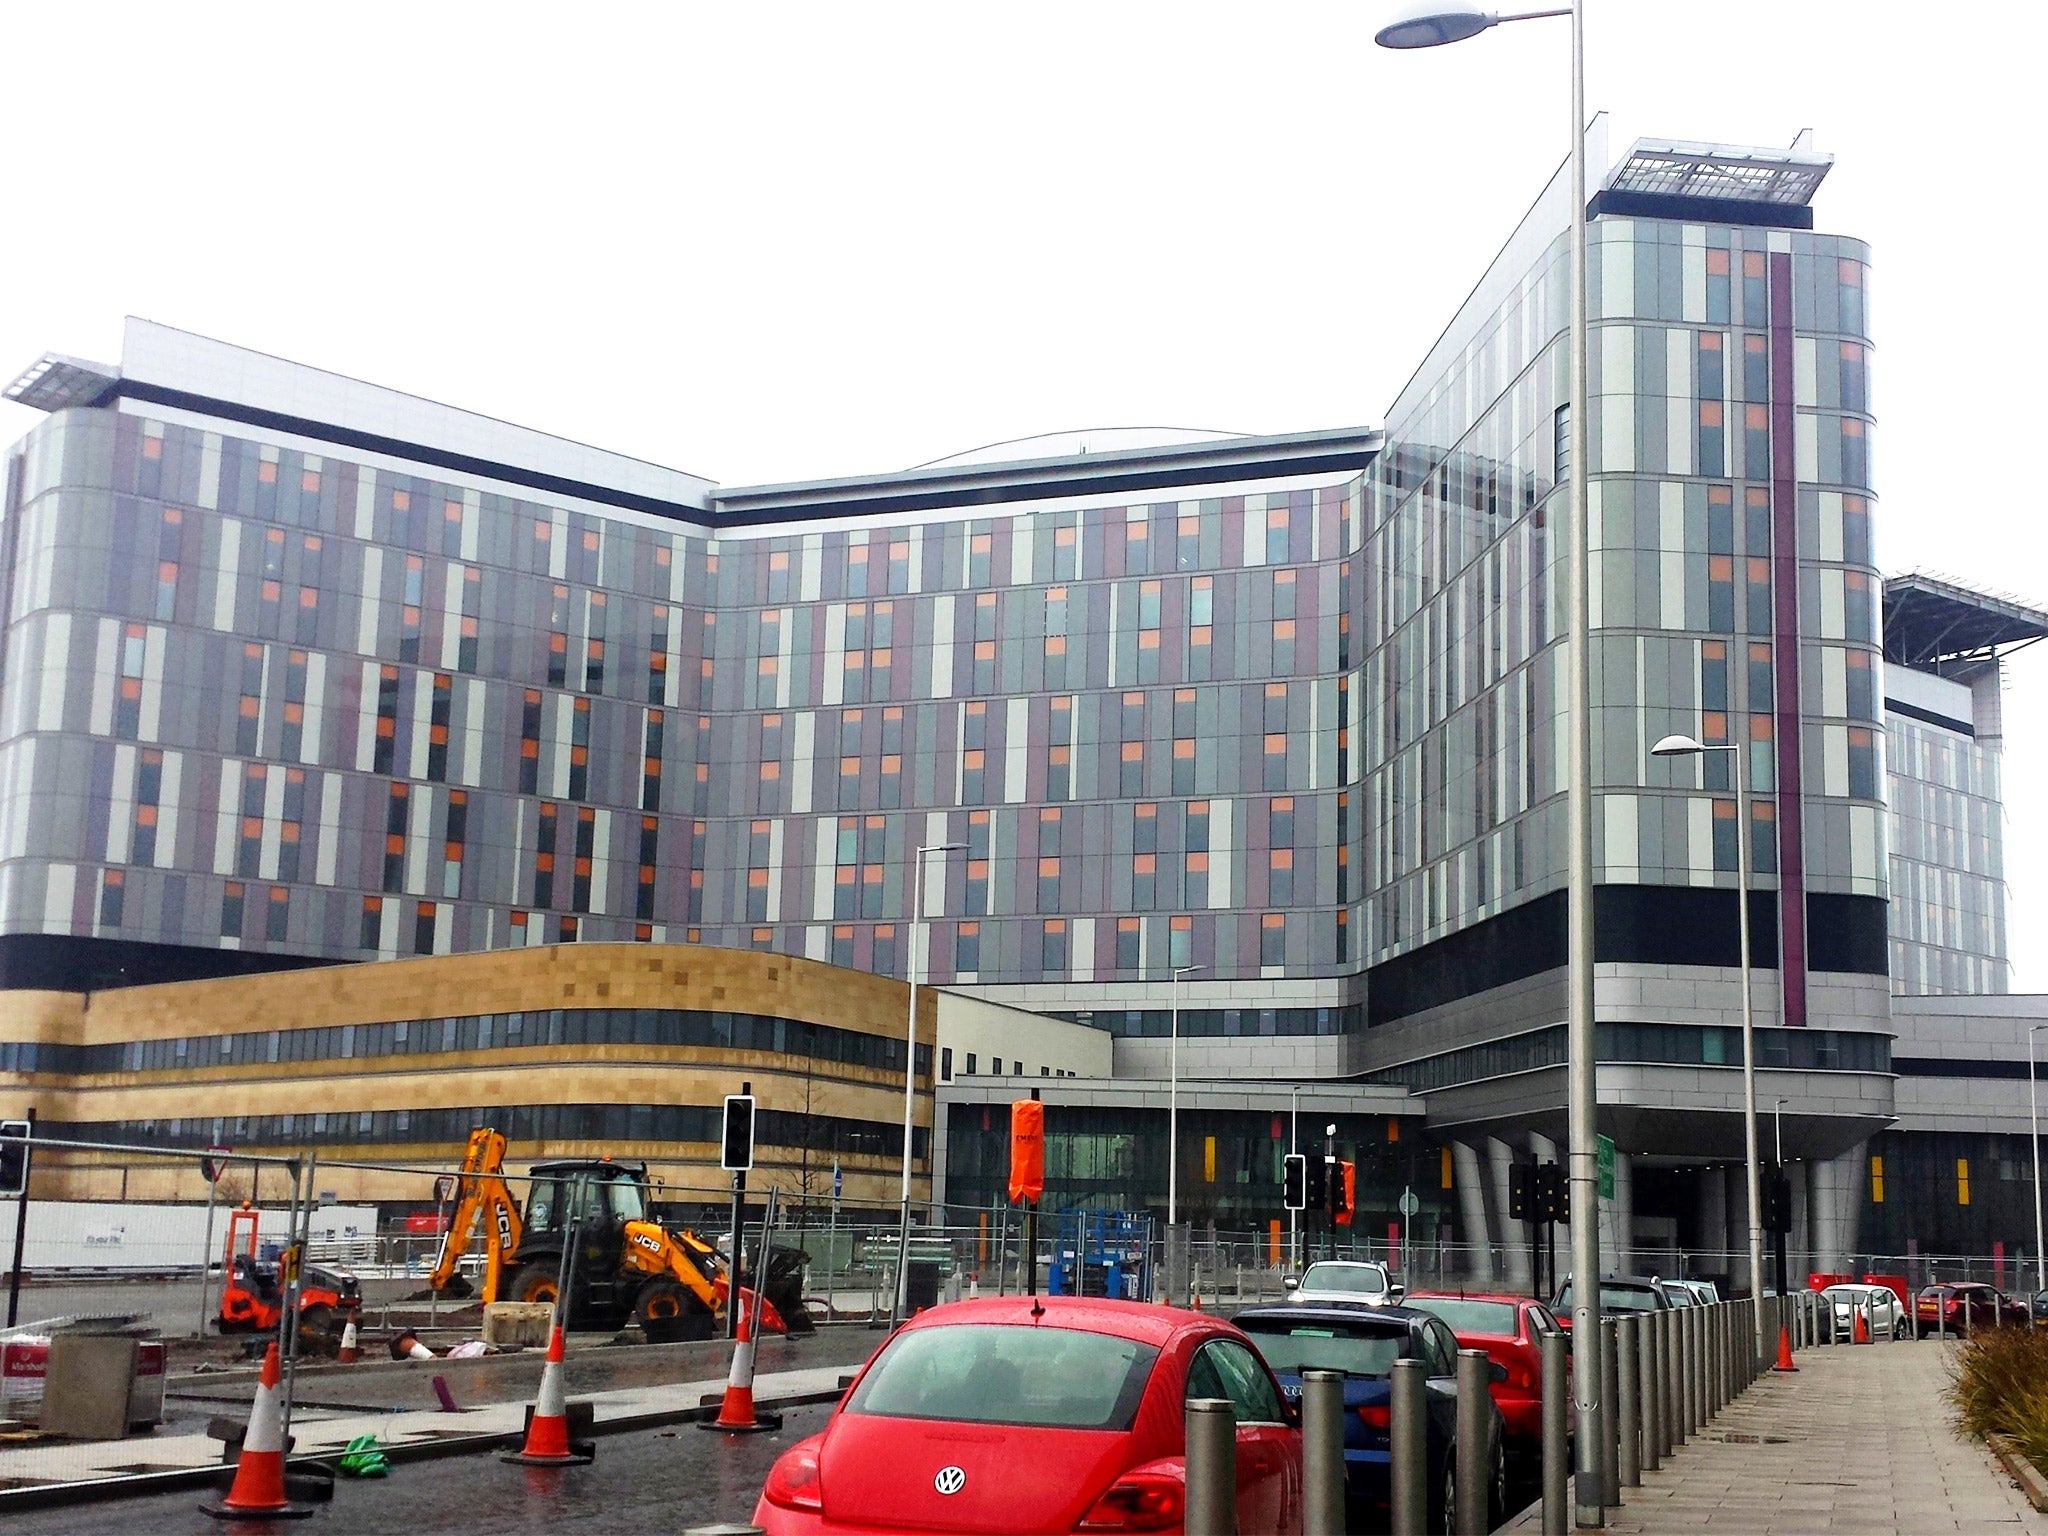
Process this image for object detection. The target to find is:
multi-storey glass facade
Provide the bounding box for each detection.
[14,132,2044,1279]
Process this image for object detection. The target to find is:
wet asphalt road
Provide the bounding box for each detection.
[6,1401,835,1536]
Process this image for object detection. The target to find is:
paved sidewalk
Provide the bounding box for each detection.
[1514,1336,2047,1533]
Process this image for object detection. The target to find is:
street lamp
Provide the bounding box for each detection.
[891,840,964,1326]
[2030,1025,2048,1291]
[1379,3,1600,1523]
[1168,964,1206,1229]
[1652,732,1766,1365]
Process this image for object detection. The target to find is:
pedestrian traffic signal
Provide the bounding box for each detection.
[1508,1163,1530,1222]
[0,1120,27,1199]
[1282,1153,1307,1211]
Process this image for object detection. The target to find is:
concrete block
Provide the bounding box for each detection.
[482,1301,556,1347]
[42,1334,138,1440]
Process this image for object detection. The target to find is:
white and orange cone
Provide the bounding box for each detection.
[500,1324,594,1466]
[337,1318,359,1364]
[202,1341,312,1521]
[698,1300,781,1434]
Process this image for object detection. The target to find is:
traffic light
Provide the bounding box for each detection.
[1282,1153,1307,1211]
[1508,1163,1530,1222]
[1332,1160,1356,1226]
[720,1094,755,1173]
[1307,1154,1327,1210]
[1763,1164,1793,1234]
[0,1120,28,1198]
[1533,1162,1570,1224]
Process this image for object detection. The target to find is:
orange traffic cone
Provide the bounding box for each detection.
[698,1301,781,1434]
[202,1341,311,1521]
[1772,1324,1797,1372]
[501,1324,594,1466]
[337,1318,359,1364]
[1852,1305,1870,1345]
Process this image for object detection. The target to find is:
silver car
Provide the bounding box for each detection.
[1822,1282,1908,1340]
[1666,1279,1719,1306]
[1283,1258,1402,1305]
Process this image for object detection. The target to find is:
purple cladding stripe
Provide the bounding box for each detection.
[1767,250,1807,1027]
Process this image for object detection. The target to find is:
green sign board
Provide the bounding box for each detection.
[1596,1134,1616,1201]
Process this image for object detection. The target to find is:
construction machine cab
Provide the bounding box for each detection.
[512,1158,653,1320]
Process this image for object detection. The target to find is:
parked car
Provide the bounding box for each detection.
[1234,1300,1504,1534]
[1284,1258,1402,1305]
[1550,1275,1673,1327]
[1914,1282,2025,1336]
[1405,1291,1567,1477]
[2029,1289,2048,1324]
[1821,1282,1909,1340]
[1665,1279,1719,1306]
[753,1296,1303,1534]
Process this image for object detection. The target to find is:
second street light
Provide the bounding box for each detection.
[1168,963,1206,1230]
[891,839,963,1327]
[1378,2,1602,1524]
[1652,731,1767,1366]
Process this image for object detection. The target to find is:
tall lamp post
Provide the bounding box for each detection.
[1168,964,1206,1229]
[1377,3,1601,1523]
[2030,1024,2048,1291]
[891,840,964,1326]
[1651,732,1766,1366]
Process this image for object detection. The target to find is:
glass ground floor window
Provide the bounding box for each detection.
[944,1101,1445,1235]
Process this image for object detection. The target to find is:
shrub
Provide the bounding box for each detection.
[1948,1326,2048,1457]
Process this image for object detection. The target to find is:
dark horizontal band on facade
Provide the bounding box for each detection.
[0,1003,932,1081]
[1364,1021,1892,1094]
[1882,697,1976,737]
[40,1102,929,1161]
[1368,888,1890,1026]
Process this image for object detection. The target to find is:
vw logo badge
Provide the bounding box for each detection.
[934,1465,967,1496]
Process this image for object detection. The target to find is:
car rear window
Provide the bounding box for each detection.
[1237,1317,1405,1377]
[1407,1299,1519,1335]
[844,1323,1158,1431]
[1556,1283,1663,1314]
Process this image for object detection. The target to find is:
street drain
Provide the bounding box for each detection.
[1708,1432,1794,1444]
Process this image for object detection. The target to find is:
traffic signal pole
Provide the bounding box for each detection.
[4,1109,34,1329]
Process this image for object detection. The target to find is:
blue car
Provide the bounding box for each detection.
[1236,1302,1505,1533]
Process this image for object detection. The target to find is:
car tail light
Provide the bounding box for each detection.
[1357,1403,1391,1429]
[1078,1472,1184,1532]
[762,1440,823,1511]
[1507,1360,1533,1391]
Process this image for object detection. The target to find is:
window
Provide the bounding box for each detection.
[1260,913,1285,967]
[1186,1339,1287,1425]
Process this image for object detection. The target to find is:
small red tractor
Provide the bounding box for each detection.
[214,1203,362,1353]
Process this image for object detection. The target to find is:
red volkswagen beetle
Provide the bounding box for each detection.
[754,1295,1303,1534]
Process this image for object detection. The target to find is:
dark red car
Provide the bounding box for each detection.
[754,1295,1303,1534]
[1405,1291,1565,1474]
[1915,1282,2029,1336]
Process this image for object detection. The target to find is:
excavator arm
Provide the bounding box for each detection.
[428,1127,525,1303]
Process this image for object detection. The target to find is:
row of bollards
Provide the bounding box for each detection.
[1184,1291,1840,1535]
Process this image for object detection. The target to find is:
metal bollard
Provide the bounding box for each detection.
[1690,1305,1706,1429]
[1301,1369,1346,1536]
[1390,1357,1428,1536]
[1541,1329,1569,1536]
[1599,1318,1621,1507]
[1185,1397,1237,1536]
[1618,1314,1641,1486]
[1643,1310,1663,1470]
[1456,1349,1491,1536]
[1669,1307,1687,1447]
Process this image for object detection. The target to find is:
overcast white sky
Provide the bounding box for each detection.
[4,3,2042,984]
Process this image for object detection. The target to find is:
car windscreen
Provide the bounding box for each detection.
[1557,1283,1662,1313]
[843,1323,1158,1431]
[1406,1299,1519,1335]
[1300,1264,1386,1294]
[1237,1317,1406,1377]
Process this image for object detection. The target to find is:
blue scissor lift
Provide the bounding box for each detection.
[1046,1209,1151,1299]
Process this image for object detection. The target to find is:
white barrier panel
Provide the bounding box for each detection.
[0,1201,377,1273]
